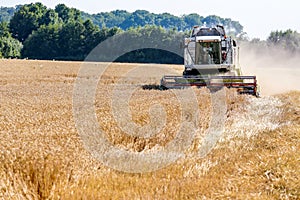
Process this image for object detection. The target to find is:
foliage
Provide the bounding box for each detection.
[267,29,300,52]
[14,2,185,63]
[22,19,120,61]
[89,25,184,64]
[0,36,22,58]
[0,21,10,37]
[82,10,244,36]
[9,3,48,42]
[0,6,17,22]
[41,9,60,25]
[55,4,81,23]
[0,22,22,58]
[2,3,300,61]
[1,3,245,62]
[22,24,61,60]
[119,26,184,64]
[183,14,203,28]
[241,29,300,55]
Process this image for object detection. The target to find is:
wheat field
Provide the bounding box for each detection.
[0,59,299,199]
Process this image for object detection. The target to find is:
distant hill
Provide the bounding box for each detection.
[81,10,244,36]
[1,5,244,36]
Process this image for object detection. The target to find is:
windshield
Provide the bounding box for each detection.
[195,42,221,64]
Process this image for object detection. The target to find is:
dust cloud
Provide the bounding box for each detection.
[239,43,300,96]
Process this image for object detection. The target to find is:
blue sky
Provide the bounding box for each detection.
[1,0,299,40]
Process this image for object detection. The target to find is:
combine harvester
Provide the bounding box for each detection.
[161,25,259,96]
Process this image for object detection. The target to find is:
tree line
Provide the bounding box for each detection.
[1,5,244,35]
[0,3,300,62]
[80,10,244,35]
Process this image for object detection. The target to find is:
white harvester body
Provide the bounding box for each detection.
[161,25,259,96]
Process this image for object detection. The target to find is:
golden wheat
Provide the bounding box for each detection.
[0,59,299,199]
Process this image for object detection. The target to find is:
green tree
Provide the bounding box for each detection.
[0,6,17,22]
[55,4,81,23]
[82,10,244,36]
[0,21,22,58]
[267,29,300,52]
[9,2,48,42]
[93,25,184,64]
[22,24,61,59]
[7,3,246,61]
[202,15,222,26]
[40,9,60,25]
[57,21,85,60]
[0,36,22,58]
[120,10,155,29]
[0,21,10,37]
[155,13,185,30]
[81,19,101,56]
[268,30,282,44]
[225,19,243,36]
[183,14,203,29]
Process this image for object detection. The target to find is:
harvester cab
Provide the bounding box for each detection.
[161,25,259,96]
[184,25,239,75]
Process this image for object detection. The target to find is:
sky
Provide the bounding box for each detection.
[1,0,299,40]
